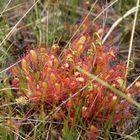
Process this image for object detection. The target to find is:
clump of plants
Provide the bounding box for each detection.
[11,15,138,139]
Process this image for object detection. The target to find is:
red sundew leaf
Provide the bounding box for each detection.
[26,76,33,84]
[108,47,117,56]
[82,108,93,119]
[63,77,70,87]
[69,79,79,91]
[88,131,98,140]
[88,125,99,140]
[114,113,132,120]
[6,119,20,130]
[115,64,126,75]
[11,66,19,77]
[12,78,19,87]
[30,96,41,104]
[30,50,38,64]
[81,63,91,72]
[53,58,60,69]
[29,90,44,103]
[51,44,59,55]
[96,111,132,123]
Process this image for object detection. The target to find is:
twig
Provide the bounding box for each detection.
[125,0,140,85]
[102,6,140,43]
